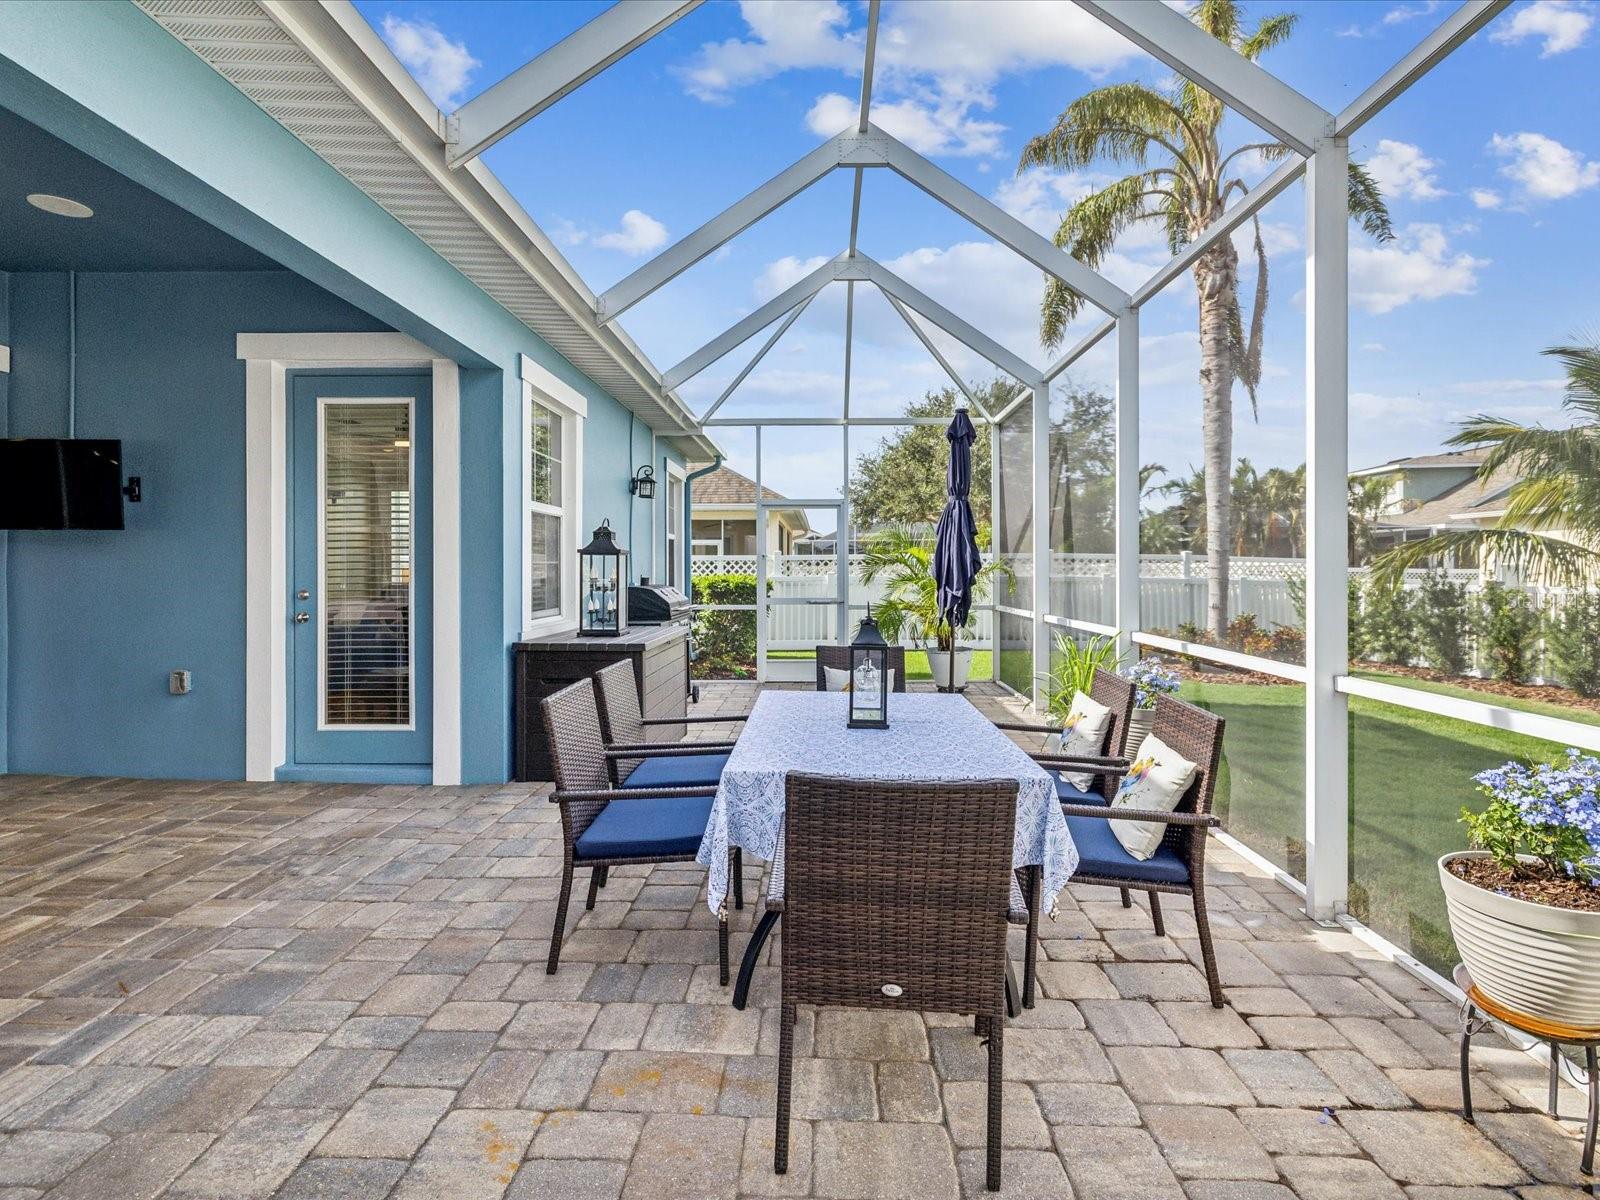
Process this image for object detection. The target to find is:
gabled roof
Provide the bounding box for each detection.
[1351,449,1489,478]
[1378,462,1522,530]
[691,466,788,506]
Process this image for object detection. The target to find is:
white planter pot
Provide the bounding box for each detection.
[1124,707,1156,755]
[926,647,974,692]
[1439,851,1600,1028]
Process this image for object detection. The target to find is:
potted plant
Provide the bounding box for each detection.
[861,526,1012,692]
[1039,633,1124,718]
[1120,655,1182,748]
[1440,749,1600,1027]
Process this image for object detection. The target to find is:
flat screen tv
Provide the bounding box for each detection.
[0,439,125,530]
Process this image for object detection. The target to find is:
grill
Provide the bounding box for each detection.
[628,583,690,625]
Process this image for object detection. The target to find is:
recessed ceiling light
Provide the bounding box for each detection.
[27,193,93,219]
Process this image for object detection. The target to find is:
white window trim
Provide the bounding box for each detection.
[664,458,686,591]
[520,354,586,639]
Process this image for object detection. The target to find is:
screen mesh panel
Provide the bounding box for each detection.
[323,401,412,727]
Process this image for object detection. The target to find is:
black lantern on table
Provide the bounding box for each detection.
[578,519,628,637]
[847,608,890,729]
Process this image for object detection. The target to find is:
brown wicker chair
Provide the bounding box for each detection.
[1048,693,1227,1006]
[813,644,909,692]
[593,660,744,790]
[540,677,733,982]
[774,773,1016,1192]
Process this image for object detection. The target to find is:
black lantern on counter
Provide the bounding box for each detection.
[579,519,628,637]
[847,608,890,729]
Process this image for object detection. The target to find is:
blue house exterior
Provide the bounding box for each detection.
[0,2,716,786]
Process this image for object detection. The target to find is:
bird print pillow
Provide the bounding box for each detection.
[1043,690,1112,791]
[1109,732,1198,861]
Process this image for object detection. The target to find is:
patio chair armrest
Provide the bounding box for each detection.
[602,742,736,756]
[1059,803,1220,828]
[643,715,747,726]
[1032,754,1130,771]
[995,721,1060,735]
[553,785,716,804]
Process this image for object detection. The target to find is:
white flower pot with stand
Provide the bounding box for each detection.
[926,645,974,693]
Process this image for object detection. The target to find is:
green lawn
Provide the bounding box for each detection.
[1181,678,1576,976]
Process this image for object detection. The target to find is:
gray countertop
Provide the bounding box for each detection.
[517,622,688,651]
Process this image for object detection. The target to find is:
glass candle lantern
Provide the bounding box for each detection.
[578,519,628,637]
[847,609,890,729]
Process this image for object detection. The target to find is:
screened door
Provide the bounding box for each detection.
[290,374,432,767]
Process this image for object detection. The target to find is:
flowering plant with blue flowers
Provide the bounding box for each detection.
[1464,750,1600,885]
[1121,656,1182,710]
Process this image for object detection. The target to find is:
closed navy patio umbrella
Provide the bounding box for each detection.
[931,404,982,692]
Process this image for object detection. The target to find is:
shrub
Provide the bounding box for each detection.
[691,573,757,677]
[1362,578,1415,665]
[1547,591,1600,697]
[1475,581,1541,683]
[1348,576,1370,661]
[1413,571,1473,676]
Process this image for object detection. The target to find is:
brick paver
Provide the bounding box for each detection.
[0,680,1588,1197]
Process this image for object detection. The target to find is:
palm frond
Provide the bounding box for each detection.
[1240,12,1299,60]
[1370,528,1600,587]
[1041,174,1166,346]
[1544,342,1600,406]
[1018,84,1197,176]
[1234,215,1268,418]
[1347,161,1394,242]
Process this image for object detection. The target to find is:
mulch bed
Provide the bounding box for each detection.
[1354,661,1600,719]
[1448,855,1600,912]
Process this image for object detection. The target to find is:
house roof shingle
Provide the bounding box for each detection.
[1378,462,1521,530]
[692,466,789,506]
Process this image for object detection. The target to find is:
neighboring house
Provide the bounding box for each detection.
[688,466,810,558]
[0,4,718,786]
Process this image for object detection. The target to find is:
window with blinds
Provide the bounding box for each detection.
[529,399,564,620]
[322,400,413,728]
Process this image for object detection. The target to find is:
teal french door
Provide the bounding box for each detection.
[290,374,432,767]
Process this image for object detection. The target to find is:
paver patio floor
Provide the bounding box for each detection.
[0,681,1591,1198]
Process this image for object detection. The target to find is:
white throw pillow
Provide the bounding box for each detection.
[1108,732,1199,861]
[822,665,897,693]
[1043,690,1112,792]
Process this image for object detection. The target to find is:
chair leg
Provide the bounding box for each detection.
[775,1001,796,1175]
[718,913,730,987]
[733,848,744,911]
[1120,887,1132,908]
[1023,866,1040,1010]
[986,1015,1004,1192]
[547,863,574,975]
[1191,885,1225,1008]
[585,866,604,911]
[1147,890,1165,937]
[1583,1045,1596,1175]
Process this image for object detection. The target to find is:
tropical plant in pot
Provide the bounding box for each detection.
[1120,656,1183,749]
[860,525,1012,691]
[1040,633,1124,718]
[1441,749,1600,1027]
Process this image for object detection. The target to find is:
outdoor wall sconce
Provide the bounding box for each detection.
[630,465,657,499]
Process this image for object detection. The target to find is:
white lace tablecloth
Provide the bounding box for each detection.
[696,691,1077,915]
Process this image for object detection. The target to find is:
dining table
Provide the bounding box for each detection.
[695,689,1079,1009]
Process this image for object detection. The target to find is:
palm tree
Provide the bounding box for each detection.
[1018,0,1393,638]
[859,525,1014,652]
[1372,341,1600,583]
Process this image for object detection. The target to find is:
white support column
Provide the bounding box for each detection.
[990,418,1002,683]
[431,358,462,787]
[1304,137,1351,921]
[1114,309,1140,657]
[1031,381,1050,710]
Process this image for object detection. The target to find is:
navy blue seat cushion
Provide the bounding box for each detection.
[622,752,730,790]
[1066,813,1190,886]
[575,793,714,860]
[1055,775,1109,806]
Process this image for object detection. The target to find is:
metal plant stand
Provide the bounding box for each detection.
[1455,964,1597,1176]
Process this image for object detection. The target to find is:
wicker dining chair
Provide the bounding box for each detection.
[774,773,1016,1192]
[540,676,734,982]
[1044,692,1228,1007]
[593,660,744,791]
[813,644,909,692]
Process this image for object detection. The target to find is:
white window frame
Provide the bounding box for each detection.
[664,459,686,590]
[520,354,586,639]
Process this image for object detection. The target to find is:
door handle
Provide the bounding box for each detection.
[294,612,311,624]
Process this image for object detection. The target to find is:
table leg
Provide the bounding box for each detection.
[733,910,781,1011]
[1584,1045,1596,1176]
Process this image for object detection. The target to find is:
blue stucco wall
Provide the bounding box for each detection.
[4,271,388,778]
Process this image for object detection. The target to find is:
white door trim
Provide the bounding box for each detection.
[238,332,462,784]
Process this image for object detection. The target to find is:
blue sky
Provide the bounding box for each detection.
[356,0,1600,503]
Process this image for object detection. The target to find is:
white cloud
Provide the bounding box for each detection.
[1349,223,1486,314]
[675,0,860,103]
[1489,131,1600,201]
[1382,1,1444,26]
[1362,342,1387,353]
[1488,0,1594,56]
[1470,188,1504,210]
[592,210,670,257]
[805,93,1004,157]
[379,14,479,108]
[1366,139,1447,200]
[755,254,831,301]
